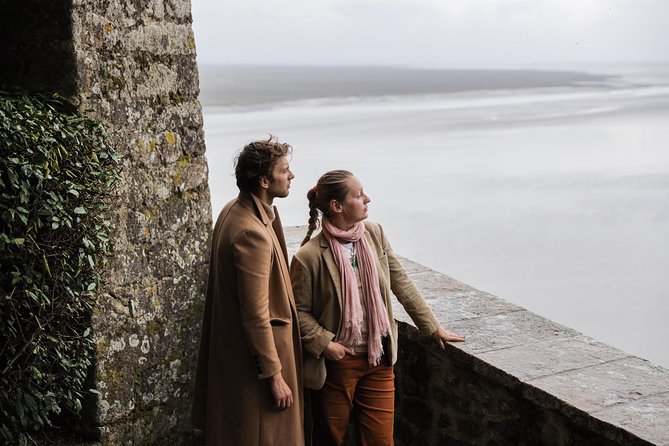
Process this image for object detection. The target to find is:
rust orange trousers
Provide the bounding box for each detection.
[310,354,395,446]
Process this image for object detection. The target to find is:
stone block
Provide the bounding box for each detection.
[478,335,632,381]
[593,392,669,446]
[529,357,669,413]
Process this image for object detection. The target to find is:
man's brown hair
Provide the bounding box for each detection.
[234,135,292,193]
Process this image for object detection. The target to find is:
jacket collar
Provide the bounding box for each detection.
[237,191,287,263]
[238,191,275,226]
[238,191,294,304]
[318,231,343,310]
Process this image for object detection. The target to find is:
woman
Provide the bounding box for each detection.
[290,170,465,445]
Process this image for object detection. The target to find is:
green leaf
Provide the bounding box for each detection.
[42,254,51,277]
[16,396,26,427]
[24,393,38,413]
[73,207,87,214]
[30,366,43,381]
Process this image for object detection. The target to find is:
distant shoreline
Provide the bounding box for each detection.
[198,64,621,107]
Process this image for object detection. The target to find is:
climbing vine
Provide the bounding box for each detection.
[0,92,120,445]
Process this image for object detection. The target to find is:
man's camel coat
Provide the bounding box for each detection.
[290,220,440,390]
[192,192,303,445]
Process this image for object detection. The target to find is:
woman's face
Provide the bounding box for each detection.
[336,176,371,227]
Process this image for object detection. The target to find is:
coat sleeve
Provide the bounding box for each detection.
[232,228,282,380]
[290,255,335,358]
[378,224,440,336]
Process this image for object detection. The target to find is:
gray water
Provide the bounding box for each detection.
[200,64,669,368]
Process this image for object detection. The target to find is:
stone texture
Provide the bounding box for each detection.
[594,393,669,446]
[529,357,669,413]
[478,335,632,381]
[73,5,210,443]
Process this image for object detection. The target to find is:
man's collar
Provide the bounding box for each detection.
[238,191,275,225]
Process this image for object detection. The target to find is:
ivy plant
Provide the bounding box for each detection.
[0,92,120,445]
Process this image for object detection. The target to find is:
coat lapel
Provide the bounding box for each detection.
[271,209,290,266]
[248,193,296,306]
[319,233,344,310]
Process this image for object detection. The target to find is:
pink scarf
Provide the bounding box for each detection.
[322,219,390,366]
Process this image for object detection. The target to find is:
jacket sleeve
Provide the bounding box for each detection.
[232,228,282,380]
[378,224,440,336]
[290,255,335,358]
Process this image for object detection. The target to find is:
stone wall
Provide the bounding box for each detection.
[395,326,633,445]
[382,258,668,446]
[70,1,211,443]
[1,1,211,444]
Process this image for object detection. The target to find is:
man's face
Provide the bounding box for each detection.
[266,157,294,199]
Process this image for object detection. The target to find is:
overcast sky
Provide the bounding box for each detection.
[191,0,668,67]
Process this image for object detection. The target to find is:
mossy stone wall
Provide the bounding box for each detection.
[71,2,211,444]
[2,1,211,444]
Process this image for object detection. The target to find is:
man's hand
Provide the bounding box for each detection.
[431,326,465,350]
[269,373,293,410]
[323,341,355,361]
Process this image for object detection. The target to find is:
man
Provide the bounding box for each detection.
[192,136,303,445]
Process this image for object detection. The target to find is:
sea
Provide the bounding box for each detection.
[198,64,669,369]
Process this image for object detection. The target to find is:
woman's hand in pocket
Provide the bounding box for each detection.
[323,341,355,361]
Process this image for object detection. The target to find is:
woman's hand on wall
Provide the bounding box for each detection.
[431,326,466,350]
